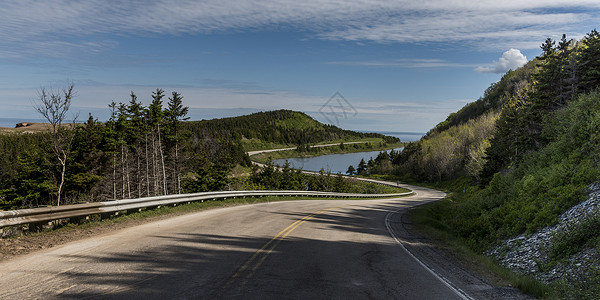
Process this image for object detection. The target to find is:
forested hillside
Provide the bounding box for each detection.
[365,31,600,187]
[396,30,600,233]
[361,30,600,296]
[360,61,533,181]
[0,92,390,210]
[191,109,398,150]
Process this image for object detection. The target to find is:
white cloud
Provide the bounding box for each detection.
[0,1,599,58]
[475,49,528,73]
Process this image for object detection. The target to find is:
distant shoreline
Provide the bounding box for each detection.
[0,118,44,128]
[0,118,425,142]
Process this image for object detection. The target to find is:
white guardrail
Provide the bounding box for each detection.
[0,190,412,229]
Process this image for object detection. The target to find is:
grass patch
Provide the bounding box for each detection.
[345,178,410,194]
[549,212,600,260]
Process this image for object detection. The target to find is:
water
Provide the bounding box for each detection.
[373,131,424,142]
[273,148,402,174]
[0,118,44,128]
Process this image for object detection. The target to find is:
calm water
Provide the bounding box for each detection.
[372,131,424,142]
[273,148,402,174]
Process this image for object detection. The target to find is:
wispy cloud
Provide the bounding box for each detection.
[0,81,471,131]
[0,0,599,59]
[327,58,478,68]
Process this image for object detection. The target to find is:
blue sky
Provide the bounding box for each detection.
[1,1,599,132]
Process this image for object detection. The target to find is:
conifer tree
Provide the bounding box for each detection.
[165,91,189,194]
[579,29,600,92]
[346,165,356,175]
[149,88,168,195]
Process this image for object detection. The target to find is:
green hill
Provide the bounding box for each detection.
[188,109,398,150]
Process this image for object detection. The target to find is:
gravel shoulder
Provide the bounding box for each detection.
[393,205,532,299]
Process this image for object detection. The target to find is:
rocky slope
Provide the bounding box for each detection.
[488,183,600,283]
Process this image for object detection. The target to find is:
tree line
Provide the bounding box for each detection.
[0,88,248,210]
[0,94,394,210]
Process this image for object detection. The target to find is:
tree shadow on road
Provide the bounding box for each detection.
[28,200,477,299]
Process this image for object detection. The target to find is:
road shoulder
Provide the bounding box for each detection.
[388,205,531,299]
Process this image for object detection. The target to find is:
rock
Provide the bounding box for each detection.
[15,122,32,128]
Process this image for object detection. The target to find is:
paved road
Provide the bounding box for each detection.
[0,184,470,299]
[246,141,368,157]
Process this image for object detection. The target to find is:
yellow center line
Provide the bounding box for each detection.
[245,207,334,277]
[223,205,348,290]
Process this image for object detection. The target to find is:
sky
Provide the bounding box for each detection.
[1,1,599,132]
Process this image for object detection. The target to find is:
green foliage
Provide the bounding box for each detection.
[549,212,600,260]
[409,200,552,299]
[436,92,600,251]
[552,264,600,299]
[482,31,600,183]
[182,168,229,193]
[428,63,533,136]
[393,112,498,182]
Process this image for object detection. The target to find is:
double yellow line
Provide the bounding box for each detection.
[223,205,346,290]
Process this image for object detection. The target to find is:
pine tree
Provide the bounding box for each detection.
[357,158,367,175]
[165,91,189,194]
[149,88,168,195]
[579,29,600,92]
[346,165,356,175]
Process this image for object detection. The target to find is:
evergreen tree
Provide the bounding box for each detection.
[165,91,189,194]
[346,165,356,175]
[357,158,367,175]
[579,29,600,92]
[148,89,167,195]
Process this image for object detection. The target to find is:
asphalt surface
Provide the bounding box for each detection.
[0,183,476,299]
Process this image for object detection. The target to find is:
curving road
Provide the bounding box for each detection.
[0,183,478,299]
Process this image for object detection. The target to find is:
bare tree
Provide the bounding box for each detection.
[35,83,78,206]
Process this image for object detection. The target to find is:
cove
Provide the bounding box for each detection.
[272,148,402,174]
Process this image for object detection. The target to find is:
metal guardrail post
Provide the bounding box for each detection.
[100,212,115,220]
[29,221,46,232]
